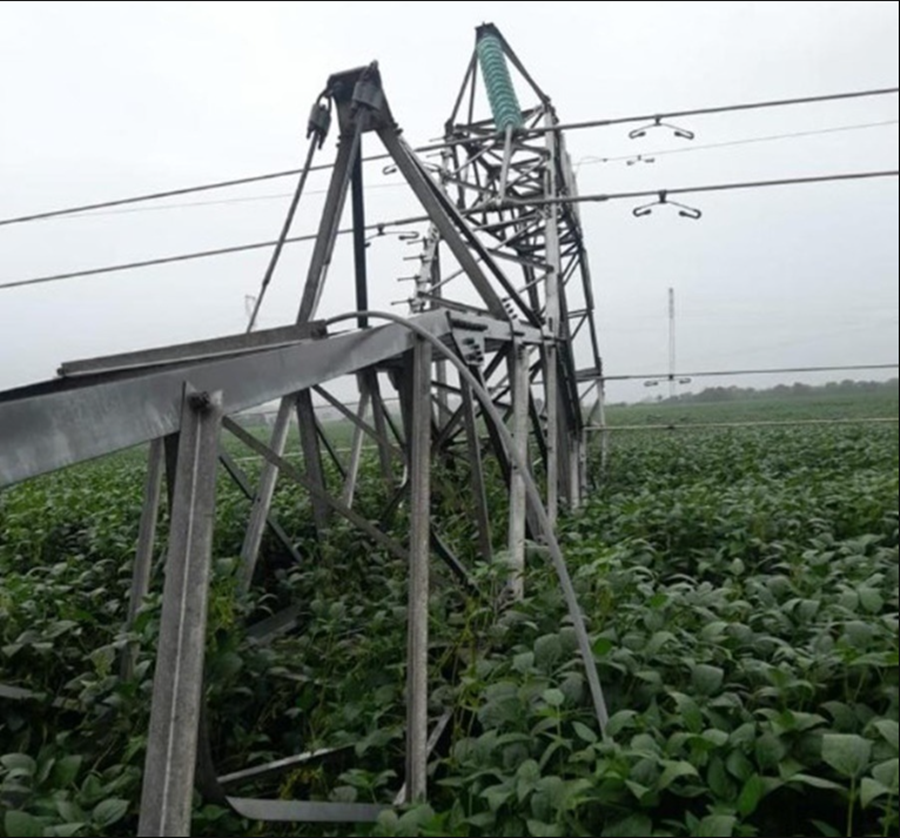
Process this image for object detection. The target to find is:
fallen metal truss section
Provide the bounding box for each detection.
[0,24,608,836]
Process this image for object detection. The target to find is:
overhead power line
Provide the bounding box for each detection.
[537,86,899,136]
[588,417,899,431]
[2,168,897,292]
[44,182,407,220]
[0,86,896,229]
[521,169,899,209]
[600,362,899,382]
[575,119,899,167]
[11,120,896,223]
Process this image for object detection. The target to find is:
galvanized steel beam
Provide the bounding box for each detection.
[121,437,165,680]
[0,311,453,487]
[405,338,432,803]
[138,387,222,837]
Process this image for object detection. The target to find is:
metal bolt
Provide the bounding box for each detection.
[188,391,212,413]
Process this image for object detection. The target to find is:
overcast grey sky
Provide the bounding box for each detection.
[1,1,897,401]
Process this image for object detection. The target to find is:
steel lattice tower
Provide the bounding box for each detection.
[0,24,608,835]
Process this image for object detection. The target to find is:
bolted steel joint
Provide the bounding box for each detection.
[352,80,384,111]
[188,391,213,413]
[307,101,332,148]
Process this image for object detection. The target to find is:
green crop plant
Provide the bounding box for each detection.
[1,392,897,836]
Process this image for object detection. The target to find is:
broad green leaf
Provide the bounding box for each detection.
[696,814,736,837]
[795,599,820,622]
[376,809,400,832]
[625,780,650,801]
[700,621,728,641]
[874,720,899,752]
[860,777,890,808]
[47,824,86,837]
[513,651,535,673]
[729,722,756,748]
[526,821,563,837]
[535,775,566,810]
[771,710,826,734]
[702,728,729,748]
[707,756,734,799]
[466,812,497,828]
[534,634,563,670]
[55,801,85,823]
[726,749,754,783]
[857,587,883,613]
[670,692,704,733]
[601,813,653,837]
[783,773,842,791]
[541,688,565,708]
[46,619,78,639]
[630,733,659,755]
[538,738,570,771]
[658,760,699,790]
[572,721,597,744]
[791,711,827,733]
[810,818,842,837]
[396,804,435,834]
[842,621,874,649]
[92,798,129,828]
[4,810,43,838]
[822,701,856,732]
[872,758,899,790]
[606,710,638,737]
[51,755,82,788]
[592,637,613,657]
[691,664,725,696]
[517,759,541,803]
[562,778,593,808]
[646,630,677,655]
[822,733,872,779]
[36,755,55,785]
[209,650,243,680]
[482,784,512,813]
[737,774,766,816]
[1,753,36,776]
[649,593,669,610]
[755,732,787,771]
[331,785,357,803]
[517,759,541,781]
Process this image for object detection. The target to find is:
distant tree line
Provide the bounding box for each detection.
[655,377,898,405]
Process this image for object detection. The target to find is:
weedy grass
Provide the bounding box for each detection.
[0,396,897,837]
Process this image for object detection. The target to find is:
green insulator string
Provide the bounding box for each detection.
[476,26,524,131]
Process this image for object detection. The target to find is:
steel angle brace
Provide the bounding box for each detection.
[57,322,328,378]
[393,709,454,806]
[217,746,350,788]
[218,449,303,566]
[223,416,408,562]
[1,313,454,489]
[433,343,511,452]
[312,383,403,460]
[316,419,348,480]
[377,127,539,328]
[429,529,473,588]
[121,438,166,681]
[228,798,386,824]
[138,386,223,837]
[296,389,330,532]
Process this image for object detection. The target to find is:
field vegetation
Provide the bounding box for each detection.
[1,386,897,837]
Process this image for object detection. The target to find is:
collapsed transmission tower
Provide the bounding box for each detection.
[0,24,606,836]
[434,24,605,516]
